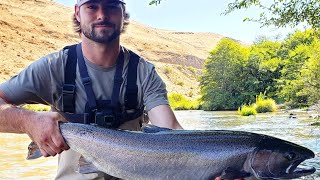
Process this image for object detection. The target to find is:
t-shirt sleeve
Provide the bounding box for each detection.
[141,62,169,112]
[0,51,64,106]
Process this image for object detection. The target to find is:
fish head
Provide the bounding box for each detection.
[248,138,316,179]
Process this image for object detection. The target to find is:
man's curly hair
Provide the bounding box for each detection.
[72,4,130,35]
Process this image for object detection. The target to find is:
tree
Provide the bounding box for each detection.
[200,38,250,110]
[247,40,283,101]
[277,30,316,106]
[223,0,320,30]
[297,39,320,105]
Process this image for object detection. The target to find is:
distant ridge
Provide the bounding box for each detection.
[0,0,237,97]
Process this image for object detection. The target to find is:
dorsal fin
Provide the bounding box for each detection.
[141,124,172,133]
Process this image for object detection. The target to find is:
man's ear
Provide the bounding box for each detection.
[74,5,81,22]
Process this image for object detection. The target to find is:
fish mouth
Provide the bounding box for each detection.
[284,158,316,178]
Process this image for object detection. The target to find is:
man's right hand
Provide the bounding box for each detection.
[25,112,69,157]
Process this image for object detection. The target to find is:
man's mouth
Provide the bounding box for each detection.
[94,22,114,28]
[95,25,113,28]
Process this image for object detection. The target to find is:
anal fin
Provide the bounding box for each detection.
[78,155,99,174]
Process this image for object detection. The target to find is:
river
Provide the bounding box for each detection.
[0,110,319,179]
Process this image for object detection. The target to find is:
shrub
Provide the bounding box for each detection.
[176,81,184,86]
[164,66,172,74]
[255,93,277,113]
[188,66,196,74]
[238,105,257,116]
[168,93,199,110]
[187,90,194,97]
[22,104,50,111]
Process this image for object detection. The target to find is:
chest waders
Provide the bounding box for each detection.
[61,43,144,128]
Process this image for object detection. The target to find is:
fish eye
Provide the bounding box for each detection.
[284,152,296,161]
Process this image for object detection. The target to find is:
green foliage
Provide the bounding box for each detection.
[255,93,277,113]
[22,104,50,111]
[224,0,320,30]
[168,93,199,110]
[200,38,251,110]
[238,105,257,116]
[200,30,320,110]
[247,40,283,100]
[149,0,162,5]
[296,39,320,105]
[277,30,316,107]
[238,93,276,116]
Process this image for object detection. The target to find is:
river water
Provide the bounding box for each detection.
[0,110,319,179]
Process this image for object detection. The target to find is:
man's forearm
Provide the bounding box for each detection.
[0,96,69,157]
[148,105,183,129]
[0,98,35,133]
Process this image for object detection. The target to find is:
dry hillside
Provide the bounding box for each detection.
[0,0,226,98]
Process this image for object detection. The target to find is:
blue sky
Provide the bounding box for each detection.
[54,0,299,44]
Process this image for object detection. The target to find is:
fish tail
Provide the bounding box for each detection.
[27,141,43,160]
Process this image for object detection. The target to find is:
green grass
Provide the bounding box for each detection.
[168,93,199,110]
[238,105,257,116]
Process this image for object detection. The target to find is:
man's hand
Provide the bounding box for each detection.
[25,112,69,157]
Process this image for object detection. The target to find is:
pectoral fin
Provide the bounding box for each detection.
[27,142,42,160]
[78,155,99,174]
[221,167,251,179]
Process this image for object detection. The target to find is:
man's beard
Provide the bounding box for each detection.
[81,21,122,43]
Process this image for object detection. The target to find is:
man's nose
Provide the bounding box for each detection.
[96,7,110,20]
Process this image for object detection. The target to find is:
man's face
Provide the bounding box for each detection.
[76,0,125,43]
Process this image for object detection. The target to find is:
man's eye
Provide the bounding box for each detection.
[87,5,98,9]
[106,3,121,10]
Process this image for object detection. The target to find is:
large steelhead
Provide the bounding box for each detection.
[28,123,316,180]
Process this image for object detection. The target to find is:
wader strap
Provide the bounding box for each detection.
[111,49,124,108]
[62,44,77,113]
[76,44,97,112]
[125,51,140,110]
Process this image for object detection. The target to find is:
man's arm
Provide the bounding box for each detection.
[147,105,183,129]
[0,92,69,157]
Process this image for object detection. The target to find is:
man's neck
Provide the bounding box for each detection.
[81,37,121,68]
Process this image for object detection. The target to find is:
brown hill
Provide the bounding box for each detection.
[0,0,226,98]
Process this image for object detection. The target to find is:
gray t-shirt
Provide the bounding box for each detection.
[0,46,169,180]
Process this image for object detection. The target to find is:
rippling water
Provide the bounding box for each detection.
[0,110,319,179]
